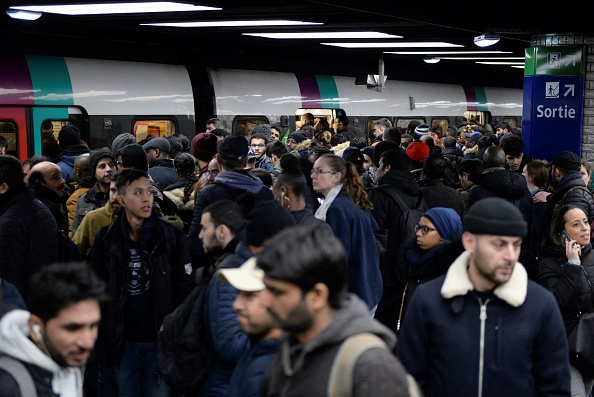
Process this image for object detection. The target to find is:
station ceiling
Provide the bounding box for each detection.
[1,1,590,88]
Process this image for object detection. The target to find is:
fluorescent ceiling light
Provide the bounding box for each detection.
[423,57,440,64]
[511,65,525,69]
[143,20,322,27]
[476,61,525,65]
[243,32,401,39]
[439,57,524,60]
[474,33,500,47]
[322,42,463,48]
[6,9,42,20]
[385,51,512,55]
[10,2,221,16]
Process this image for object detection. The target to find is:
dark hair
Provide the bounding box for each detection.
[316,118,330,132]
[165,135,184,158]
[203,199,245,235]
[22,155,49,169]
[275,153,307,197]
[211,128,229,138]
[380,149,411,171]
[301,113,314,124]
[476,135,493,150]
[26,262,107,323]
[206,118,224,129]
[442,135,457,149]
[483,146,505,168]
[0,155,25,188]
[423,153,447,179]
[258,223,347,309]
[249,168,272,188]
[372,140,400,167]
[383,127,401,145]
[457,159,483,177]
[499,134,525,156]
[349,136,367,149]
[266,140,289,158]
[173,152,198,203]
[0,136,8,148]
[547,205,584,247]
[301,125,315,139]
[495,121,512,132]
[250,133,270,145]
[115,167,150,194]
[337,115,349,126]
[319,154,373,211]
[525,161,549,188]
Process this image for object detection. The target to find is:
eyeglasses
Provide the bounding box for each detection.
[311,168,337,175]
[251,144,266,148]
[413,224,438,235]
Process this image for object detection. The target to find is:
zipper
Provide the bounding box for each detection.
[477,297,490,397]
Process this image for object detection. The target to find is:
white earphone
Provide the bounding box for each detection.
[32,324,42,340]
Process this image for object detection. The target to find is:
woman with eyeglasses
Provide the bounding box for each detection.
[402,207,462,319]
[311,153,383,315]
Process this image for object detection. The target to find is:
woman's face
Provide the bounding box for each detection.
[416,216,442,251]
[580,165,590,187]
[363,154,373,171]
[564,208,591,246]
[311,157,340,197]
[272,182,290,209]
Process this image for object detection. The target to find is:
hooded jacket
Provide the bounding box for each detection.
[397,251,570,397]
[0,308,84,397]
[71,183,108,236]
[56,144,90,184]
[261,294,411,397]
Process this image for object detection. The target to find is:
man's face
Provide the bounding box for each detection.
[199,212,224,256]
[38,299,100,367]
[373,124,384,138]
[118,177,153,219]
[459,172,472,189]
[39,163,66,197]
[250,138,266,159]
[286,138,297,150]
[206,123,216,133]
[375,157,390,180]
[109,181,122,213]
[271,129,280,141]
[496,127,507,136]
[146,148,158,163]
[207,158,220,184]
[233,290,275,338]
[580,164,591,186]
[363,154,373,171]
[463,233,522,290]
[505,153,523,171]
[260,276,314,334]
[95,157,116,186]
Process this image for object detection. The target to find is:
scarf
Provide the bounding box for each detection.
[314,184,343,222]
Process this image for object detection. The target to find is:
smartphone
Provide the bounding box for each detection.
[560,230,572,245]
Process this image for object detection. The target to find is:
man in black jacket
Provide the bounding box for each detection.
[0,155,59,298]
[28,161,70,236]
[90,168,194,397]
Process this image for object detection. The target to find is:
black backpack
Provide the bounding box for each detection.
[373,185,427,286]
[156,266,216,395]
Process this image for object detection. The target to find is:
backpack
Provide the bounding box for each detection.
[373,185,427,286]
[156,266,216,395]
[0,356,37,397]
[212,181,258,217]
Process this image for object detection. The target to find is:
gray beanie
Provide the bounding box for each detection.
[463,197,527,237]
[252,124,272,138]
[111,133,136,157]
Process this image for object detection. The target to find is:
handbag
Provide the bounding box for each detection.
[567,265,594,376]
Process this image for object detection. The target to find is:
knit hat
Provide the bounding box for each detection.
[88,149,117,178]
[463,197,527,237]
[424,207,462,241]
[246,200,296,247]
[58,125,82,150]
[111,133,136,157]
[414,123,430,137]
[342,147,364,172]
[142,137,170,153]
[119,143,149,172]
[218,135,249,161]
[288,131,308,144]
[547,150,581,172]
[217,257,264,292]
[406,141,430,164]
[191,132,218,162]
[361,146,374,159]
[251,124,272,138]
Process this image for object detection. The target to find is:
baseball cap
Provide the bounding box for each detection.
[464,131,482,143]
[216,257,264,292]
[547,151,581,172]
[142,137,170,153]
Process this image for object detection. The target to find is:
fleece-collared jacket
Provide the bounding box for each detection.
[0,307,84,397]
[261,294,410,397]
[396,251,570,397]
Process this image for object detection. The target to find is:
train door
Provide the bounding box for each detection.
[0,107,28,160]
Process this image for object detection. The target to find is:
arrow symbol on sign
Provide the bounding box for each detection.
[564,56,575,67]
[564,84,575,97]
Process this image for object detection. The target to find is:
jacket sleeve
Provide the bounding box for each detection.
[538,256,582,312]
[0,370,22,397]
[171,227,195,306]
[353,348,411,397]
[187,184,212,265]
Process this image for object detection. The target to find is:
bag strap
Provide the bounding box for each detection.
[375,185,412,213]
[327,333,387,397]
[576,264,594,315]
[0,356,38,397]
[397,283,408,332]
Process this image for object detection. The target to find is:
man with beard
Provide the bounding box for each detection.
[28,161,70,236]
[0,262,106,397]
[396,197,570,397]
[71,149,117,236]
[257,223,412,397]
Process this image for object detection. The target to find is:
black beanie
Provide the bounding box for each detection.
[463,197,527,237]
[88,149,117,178]
[58,125,82,150]
[119,143,148,172]
[246,200,296,247]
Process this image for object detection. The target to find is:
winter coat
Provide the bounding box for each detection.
[368,170,422,287]
[31,185,70,236]
[539,243,594,336]
[0,186,59,297]
[254,154,275,173]
[323,191,383,310]
[56,144,90,184]
[148,159,177,190]
[66,186,90,237]
[164,178,197,233]
[0,307,84,397]
[187,170,273,267]
[261,294,411,397]
[71,200,118,258]
[227,337,279,397]
[89,212,194,365]
[71,183,108,236]
[419,178,465,216]
[397,251,570,397]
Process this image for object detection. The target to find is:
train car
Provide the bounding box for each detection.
[0,55,522,161]
[0,54,195,161]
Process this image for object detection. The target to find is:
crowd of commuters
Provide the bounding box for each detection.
[1,115,594,396]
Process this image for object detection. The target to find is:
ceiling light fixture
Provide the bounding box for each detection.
[143,20,321,27]
[439,57,524,61]
[474,33,500,47]
[6,9,42,20]
[322,42,463,49]
[385,51,511,55]
[9,2,221,16]
[243,32,401,39]
[423,57,440,64]
[476,61,524,65]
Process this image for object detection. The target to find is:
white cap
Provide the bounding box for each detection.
[216,257,265,292]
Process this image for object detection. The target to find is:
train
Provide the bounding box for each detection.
[0,54,524,161]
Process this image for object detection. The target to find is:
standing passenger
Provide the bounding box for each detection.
[143,137,177,190]
[55,125,90,185]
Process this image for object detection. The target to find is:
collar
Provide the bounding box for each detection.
[441,251,528,307]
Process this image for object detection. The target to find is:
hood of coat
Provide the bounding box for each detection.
[472,169,528,199]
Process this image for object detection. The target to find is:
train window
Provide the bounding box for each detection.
[503,117,518,129]
[133,120,176,141]
[0,121,18,157]
[296,109,343,130]
[430,119,449,138]
[41,119,73,161]
[232,116,269,137]
[395,118,425,133]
